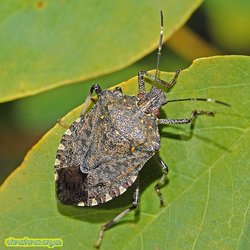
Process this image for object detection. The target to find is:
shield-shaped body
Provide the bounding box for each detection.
[55,89,160,206]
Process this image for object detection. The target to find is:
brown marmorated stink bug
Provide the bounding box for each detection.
[54,11,229,248]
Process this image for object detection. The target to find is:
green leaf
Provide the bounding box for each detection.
[1,56,249,250]
[13,48,188,132]
[204,0,250,53]
[0,0,202,103]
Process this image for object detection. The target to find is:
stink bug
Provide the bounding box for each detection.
[54,11,229,248]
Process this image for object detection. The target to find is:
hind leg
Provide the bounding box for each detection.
[95,179,140,248]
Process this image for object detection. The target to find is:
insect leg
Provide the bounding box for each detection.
[158,110,215,125]
[95,179,140,248]
[114,86,123,93]
[154,155,169,207]
[138,69,180,94]
[138,70,147,93]
[81,84,102,116]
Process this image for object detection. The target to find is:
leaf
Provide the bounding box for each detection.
[0,56,249,250]
[0,0,202,103]
[204,0,250,53]
[13,48,188,131]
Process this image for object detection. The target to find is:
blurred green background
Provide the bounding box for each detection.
[0,0,249,184]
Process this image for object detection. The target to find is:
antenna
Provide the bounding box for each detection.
[154,10,164,86]
[167,97,230,107]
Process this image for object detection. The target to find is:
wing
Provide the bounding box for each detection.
[85,151,152,206]
[55,103,100,205]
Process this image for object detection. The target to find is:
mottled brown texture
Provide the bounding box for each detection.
[55,89,161,206]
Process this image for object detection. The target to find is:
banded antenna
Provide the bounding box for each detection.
[167,97,230,107]
[154,10,164,86]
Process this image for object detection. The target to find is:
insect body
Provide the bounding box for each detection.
[55,84,162,206]
[54,11,228,248]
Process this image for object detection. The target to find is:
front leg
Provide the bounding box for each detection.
[138,69,180,94]
[81,84,102,116]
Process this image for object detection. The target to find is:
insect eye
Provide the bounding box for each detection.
[152,108,161,118]
[137,93,145,99]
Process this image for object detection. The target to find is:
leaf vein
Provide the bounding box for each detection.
[191,169,211,250]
